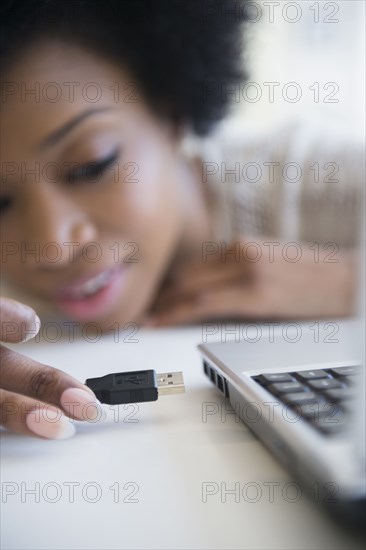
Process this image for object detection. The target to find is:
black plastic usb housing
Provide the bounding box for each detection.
[85,370,185,405]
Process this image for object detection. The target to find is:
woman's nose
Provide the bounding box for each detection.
[21,185,98,269]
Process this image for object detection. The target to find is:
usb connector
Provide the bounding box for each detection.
[156,371,185,395]
[85,370,185,405]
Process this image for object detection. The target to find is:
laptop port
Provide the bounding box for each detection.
[216,373,224,393]
[203,361,209,376]
[203,360,230,397]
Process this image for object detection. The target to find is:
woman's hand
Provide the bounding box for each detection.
[144,239,357,326]
[0,297,101,439]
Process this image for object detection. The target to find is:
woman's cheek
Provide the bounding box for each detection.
[118,165,177,234]
[0,227,23,283]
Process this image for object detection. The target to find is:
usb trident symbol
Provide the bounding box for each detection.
[121,375,143,385]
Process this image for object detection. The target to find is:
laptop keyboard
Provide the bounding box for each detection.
[252,366,361,436]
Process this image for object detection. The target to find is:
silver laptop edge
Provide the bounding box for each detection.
[198,319,365,526]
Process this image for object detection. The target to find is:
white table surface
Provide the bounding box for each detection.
[1,326,364,550]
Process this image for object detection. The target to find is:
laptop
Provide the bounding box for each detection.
[199,309,365,527]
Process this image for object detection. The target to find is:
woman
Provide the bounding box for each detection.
[0,0,361,439]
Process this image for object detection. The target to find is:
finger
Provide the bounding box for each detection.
[0,297,40,343]
[145,290,241,327]
[155,264,249,309]
[146,286,276,327]
[0,389,76,439]
[168,256,249,289]
[0,346,101,422]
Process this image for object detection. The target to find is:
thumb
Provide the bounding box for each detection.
[0,297,41,343]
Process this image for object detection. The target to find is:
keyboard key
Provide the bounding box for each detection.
[255,373,295,385]
[296,369,329,380]
[323,388,356,402]
[282,391,317,405]
[267,382,306,395]
[329,366,361,377]
[313,421,347,435]
[339,400,355,412]
[311,411,348,435]
[294,401,333,420]
[308,378,344,391]
[342,376,358,386]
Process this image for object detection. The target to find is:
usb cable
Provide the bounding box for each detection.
[85,370,185,405]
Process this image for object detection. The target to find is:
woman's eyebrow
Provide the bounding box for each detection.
[38,107,113,150]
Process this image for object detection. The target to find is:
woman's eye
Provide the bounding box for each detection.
[65,149,120,184]
[0,196,12,214]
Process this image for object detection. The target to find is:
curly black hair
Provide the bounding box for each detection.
[0,0,249,135]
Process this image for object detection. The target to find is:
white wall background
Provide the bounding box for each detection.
[228,0,365,142]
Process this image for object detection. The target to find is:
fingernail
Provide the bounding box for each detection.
[22,314,41,342]
[60,388,102,421]
[34,315,41,335]
[26,407,76,440]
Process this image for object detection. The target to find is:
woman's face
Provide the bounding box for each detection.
[1,42,197,329]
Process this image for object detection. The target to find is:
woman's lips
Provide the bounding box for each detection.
[54,265,128,321]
